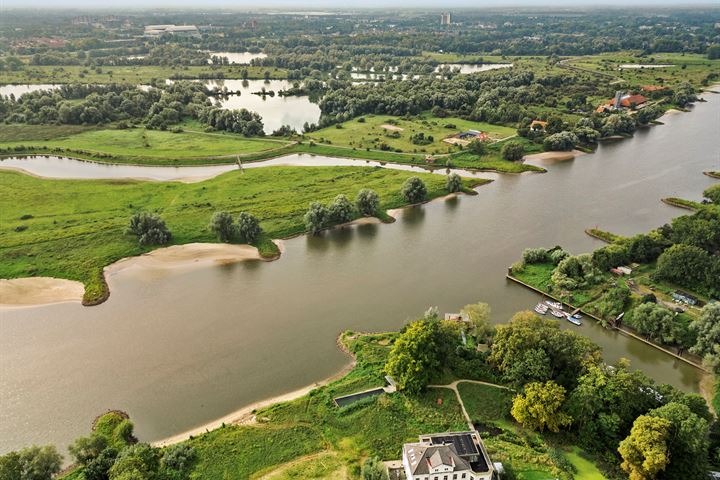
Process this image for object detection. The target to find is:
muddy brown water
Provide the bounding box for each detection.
[1,95,718,455]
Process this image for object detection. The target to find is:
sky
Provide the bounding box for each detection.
[0,0,712,8]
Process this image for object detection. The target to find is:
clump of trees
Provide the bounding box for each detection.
[401,177,427,203]
[209,211,262,243]
[127,212,172,246]
[0,445,62,480]
[543,131,578,151]
[489,311,600,389]
[304,194,359,234]
[501,141,525,161]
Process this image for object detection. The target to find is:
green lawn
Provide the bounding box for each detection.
[307,113,516,155]
[0,64,288,84]
[0,126,287,165]
[0,167,485,303]
[457,382,514,428]
[564,447,606,480]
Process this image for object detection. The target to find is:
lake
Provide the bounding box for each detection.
[0,94,718,455]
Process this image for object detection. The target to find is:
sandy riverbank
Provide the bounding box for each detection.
[0,277,85,308]
[152,335,356,448]
[523,150,585,163]
[104,243,269,276]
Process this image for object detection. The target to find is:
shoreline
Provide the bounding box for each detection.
[0,277,86,308]
[152,332,357,448]
[522,149,585,165]
[0,188,483,309]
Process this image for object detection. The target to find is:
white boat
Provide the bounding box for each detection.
[550,308,565,319]
[544,300,563,310]
[566,315,582,326]
[534,303,548,315]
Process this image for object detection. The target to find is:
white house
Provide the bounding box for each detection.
[388,431,496,480]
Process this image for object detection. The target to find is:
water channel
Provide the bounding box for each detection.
[0,95,718,455]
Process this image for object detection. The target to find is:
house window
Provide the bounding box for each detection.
[453,475,458,480]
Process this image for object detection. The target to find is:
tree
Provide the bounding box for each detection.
[546,116,566,134]
[631,302,675,343]
[568,360,662,454]
[108,444,160,480]
[552,253,602,290]
[208,212,235,242]
[618,415,671,480]
[160,444,196,479]
[85,447,119,480]
[0,446,62,480]
[304,201,329,235]
[446,173,462,193]
[654,244,711,288]
[327,194,355,224]
[401,177,427,203]
[708,45,720,60]
[467,139,487,155]
[511,381,572,432]
[501,141,524,161]
[236,212,261,243]
[361,456,389,480]
[356,189,380,217]
[460,302,492,339]
[127,213,171,246]
[69,434,108,466]
[649,402,710,479]
[690,303,720,374]
[385,319,440,394]
[489,311,600,388]
[543,131,578,151]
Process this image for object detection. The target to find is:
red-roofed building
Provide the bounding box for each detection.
[596,91,648,112]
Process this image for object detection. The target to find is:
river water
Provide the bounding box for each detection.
[1,95,718,455]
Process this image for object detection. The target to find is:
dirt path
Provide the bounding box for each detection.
[428,380,512,429]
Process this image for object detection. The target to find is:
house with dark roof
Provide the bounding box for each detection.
[386,431,496,480]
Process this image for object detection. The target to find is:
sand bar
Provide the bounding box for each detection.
[523,149,585,163]
[0,277,85,308]
[105,243,267,276]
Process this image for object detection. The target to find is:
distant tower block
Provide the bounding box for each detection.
[441,13,452,26]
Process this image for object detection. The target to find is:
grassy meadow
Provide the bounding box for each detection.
[0,167,485,303]
[307,113,516,154]
[0,64,288,84]
[568,52,720,88]
[0,125,288,165]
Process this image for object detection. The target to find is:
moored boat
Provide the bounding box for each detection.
[566,315,582,326]
[544,300,563,310]
[550,308,565,318]
[534,303,548,315]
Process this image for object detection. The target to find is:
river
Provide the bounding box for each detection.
[0,95,718,455]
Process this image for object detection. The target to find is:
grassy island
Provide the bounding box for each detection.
[0,167,486,304]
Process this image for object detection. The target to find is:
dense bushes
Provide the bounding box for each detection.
[127,213,172,246]
[543,131,578,151]
[501,140,525,161]
[401,177,427,203]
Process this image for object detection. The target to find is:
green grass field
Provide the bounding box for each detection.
[308,113,517,155]
[0,167,485,303]
[568,52,720,88]
[564,447,607,480]
[0,125,288,165]
[0,65,288,84]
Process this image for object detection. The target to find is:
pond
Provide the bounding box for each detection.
[207,51,267,64]
[435,63,513,74]
[0,84,61,98]
[205,79,321,134]
[0,94,718,456]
